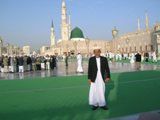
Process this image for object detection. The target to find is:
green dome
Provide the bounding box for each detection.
[70,27,84,39]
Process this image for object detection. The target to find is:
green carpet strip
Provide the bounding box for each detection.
[0,70,160,120]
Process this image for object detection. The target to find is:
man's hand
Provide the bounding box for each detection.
[105,78,110,83]
[88,80,92,85]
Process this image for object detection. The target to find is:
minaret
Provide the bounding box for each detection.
[145,13,149,32]
[61,0,69,41]
[138,17,141,32]
[50,20,56,47]
[68,15,72,39]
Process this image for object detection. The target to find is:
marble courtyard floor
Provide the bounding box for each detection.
[1,61,160,80]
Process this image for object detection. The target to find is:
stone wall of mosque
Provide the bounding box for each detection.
[111,30,155,54]
[55,40,110,55]
[41,40,110,56]
[152,23,160,55]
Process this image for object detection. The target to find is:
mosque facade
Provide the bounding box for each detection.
[40,0,160,57]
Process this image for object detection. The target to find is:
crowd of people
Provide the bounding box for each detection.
[106,50,158,63]
[0,55,57,73]
[0,50,159,73]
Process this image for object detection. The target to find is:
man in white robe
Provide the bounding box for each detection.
[9,56,14,73]
[88,47,110,110]
[152,51,157,63]
[130,53,135,63]
[45,55,50,70]
[76,52,83,73]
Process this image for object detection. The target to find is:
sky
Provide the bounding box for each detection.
[0,0,160,51]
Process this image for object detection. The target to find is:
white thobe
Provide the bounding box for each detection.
[9,57,14,72]
[46,57,50,70]
[130,54,135,63]
[41,63,45,69]
[89,58,106,107]
[19,66,24,73]
[77,54,83,72]
[152,52,157,62]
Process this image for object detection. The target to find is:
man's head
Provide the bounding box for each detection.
[94,49,101,58]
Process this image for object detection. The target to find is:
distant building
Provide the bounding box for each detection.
[0,37,22,56]
[23,46,30,55]
[40,46,50,55]
[112,21,160,55]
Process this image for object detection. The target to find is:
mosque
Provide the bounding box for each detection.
[40,0,160,56]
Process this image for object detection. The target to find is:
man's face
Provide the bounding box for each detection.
[94,49,101,57]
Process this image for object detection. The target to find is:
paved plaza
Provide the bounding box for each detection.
[0,61,160,80]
